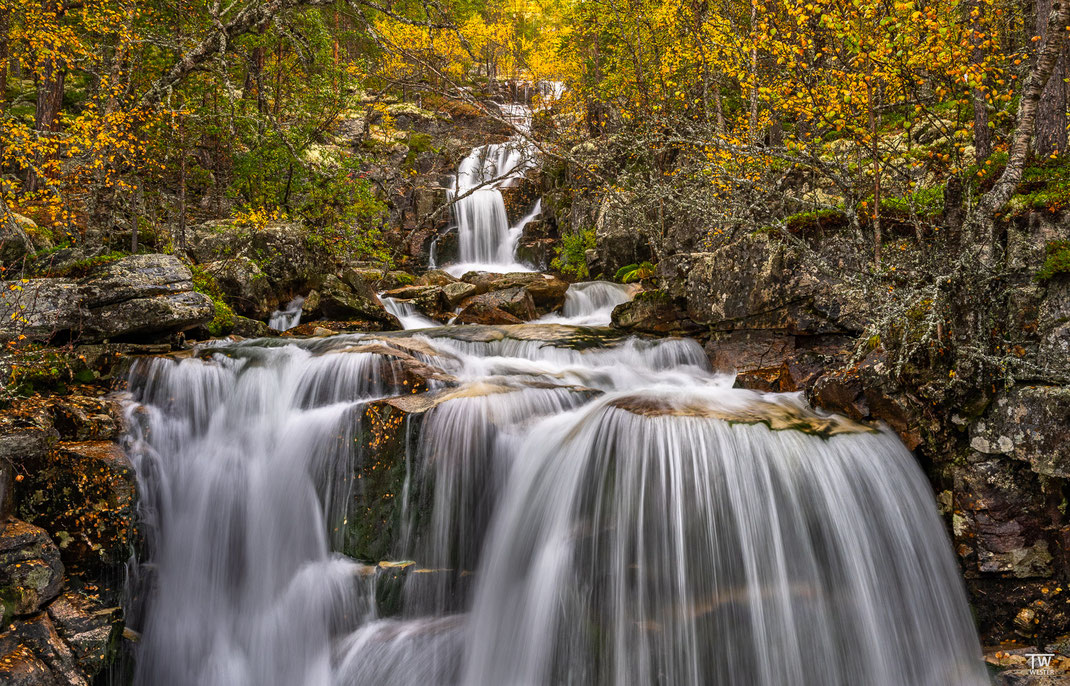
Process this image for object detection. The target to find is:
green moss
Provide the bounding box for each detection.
[190,265,235,336]
[406,132,434,154]
[551,227,596,279]
[879,185,945,219]
[782,208,848,237]
[1036,240,1070,282]
[1006,157,1070,217]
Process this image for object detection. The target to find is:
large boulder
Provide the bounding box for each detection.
[442,281,477,306]
[203,257,274,318]
[611,291,702,335]
[459,272,568,312]
[0,254,213,344]
[380,285,451,321]
[317,275,401,330]
[970,385,1070,478]
[453,302,524,325]
[683,234,866,335]
[0,612,87,686]
[188,220,332,297]
[458,287,536,321]
[46,590,121,677]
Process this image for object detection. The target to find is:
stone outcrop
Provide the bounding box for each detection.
[315,275,402,330]
[970,386,1070,477]
[683,234,865,334]
[0,254,213,344]
[0,390,133,686]
[187,220,330,298]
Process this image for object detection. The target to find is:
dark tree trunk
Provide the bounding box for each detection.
[1034,0,1068,158]
[26,0,67,192]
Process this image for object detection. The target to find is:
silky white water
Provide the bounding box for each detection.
[382,295,439,330]
[442,100,540,276]
[269,295,305,331]
[122,320,988,686]
[540,280,636,326]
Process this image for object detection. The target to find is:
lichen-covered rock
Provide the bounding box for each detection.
[594,193,650,275]
[0,613,87,686]
[0,519,64,619]
[381,285,451,320]
[459,271,568,311]
[416,270,460,287]
[453,302,524,325]
[1039,277,1069,379]
[0,254,213,344]
[203,257,273,318]
[441,281,477,306]
[14,441,136,574]
[683,234,866,335]
[318,275,401,330]
[970,386,1070,477]
[46,590,121,677]
[188,220,331,295]
[231,315,271,338]
[611,291,702,335]
[48,397,121,443]
[458,287,535,321]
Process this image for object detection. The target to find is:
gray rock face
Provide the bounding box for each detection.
[594,194,650,276]
[1038,277,1069,379]
[683,235,865,335]
[0,254,213,343]
[970,386,1070,477]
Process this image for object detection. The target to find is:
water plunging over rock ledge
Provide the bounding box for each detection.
[117,317,988,686]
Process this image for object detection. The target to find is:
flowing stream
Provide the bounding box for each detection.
[120,90,986,686]
[121,317,988,686]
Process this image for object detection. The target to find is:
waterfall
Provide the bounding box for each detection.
[269,295,305,331]
[540,280,637,326]
[445,140,537,275]
[122,324,988,686]
[381,296,439,330]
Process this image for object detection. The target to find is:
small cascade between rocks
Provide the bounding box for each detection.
[540,280,636,326]
[269,295,305,331]
[382,295,439,330]
[121,318,988,686]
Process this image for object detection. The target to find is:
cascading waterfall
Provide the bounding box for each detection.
[446,139,537,275]
[540,280,637,326]
[382,295,439,330]
[122,76,980,686]
[122,320,988,686]
[269,295,305,331]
